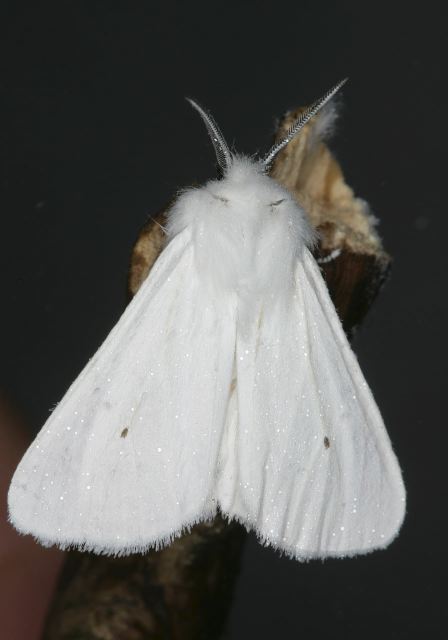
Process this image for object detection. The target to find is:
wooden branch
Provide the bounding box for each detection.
[43,107,391,639]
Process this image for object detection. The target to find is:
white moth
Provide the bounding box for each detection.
[8,80,406,559]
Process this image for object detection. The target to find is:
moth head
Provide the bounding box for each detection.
[204,155,294,213]
[186,78,347,176]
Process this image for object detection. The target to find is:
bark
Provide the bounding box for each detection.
[43,106,391,640]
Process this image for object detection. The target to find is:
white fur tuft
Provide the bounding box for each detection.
[310,102,339,146]
[167,155,317,325]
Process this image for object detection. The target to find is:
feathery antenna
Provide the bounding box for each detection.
[262,78,348,169]
[186,98,232,172]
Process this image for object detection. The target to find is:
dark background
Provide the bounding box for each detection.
[0,2,446,638]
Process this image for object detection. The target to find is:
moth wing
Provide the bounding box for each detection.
[8,230,236,555]
[217,248,405,559]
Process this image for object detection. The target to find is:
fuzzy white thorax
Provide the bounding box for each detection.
[167,156,317,312]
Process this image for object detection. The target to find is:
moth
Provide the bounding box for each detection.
[8,80,406,559]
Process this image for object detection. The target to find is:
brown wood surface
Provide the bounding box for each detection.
[43,106,391,639]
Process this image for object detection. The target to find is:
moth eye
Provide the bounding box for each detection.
[211,193,229,204]
[269,198,286,207]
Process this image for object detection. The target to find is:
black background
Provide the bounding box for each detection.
[0,2,446,638]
